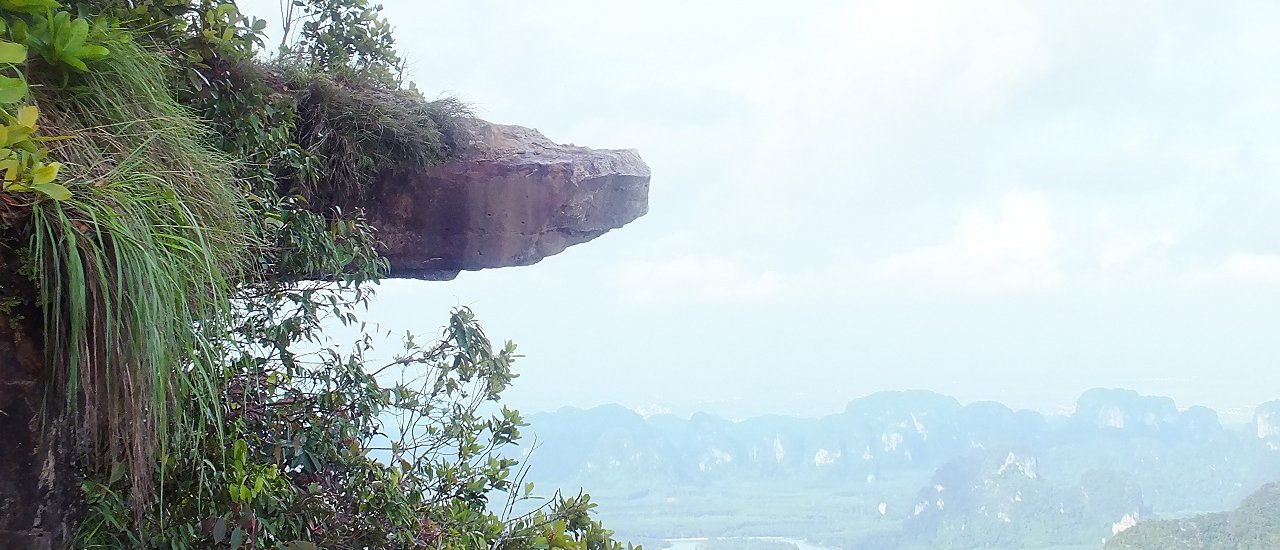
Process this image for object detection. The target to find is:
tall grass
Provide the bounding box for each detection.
[31,37,252,510]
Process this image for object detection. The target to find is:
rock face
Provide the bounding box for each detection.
[368,118,650,280]
[0,315,80,550]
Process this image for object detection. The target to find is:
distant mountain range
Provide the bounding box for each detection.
[517,389,1280,549]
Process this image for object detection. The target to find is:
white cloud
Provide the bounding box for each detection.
[613,185,1280,307]
[804,0,1049,118]
[614,255,785,306]
[1222,254,1280,283]
[1180,253,1280,288]
[615,192,1061,304]
[864,192,1061,294]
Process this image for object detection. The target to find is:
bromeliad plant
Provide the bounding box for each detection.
[16,10,111,74]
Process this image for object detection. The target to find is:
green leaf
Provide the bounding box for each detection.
[30,161,58,185]
[53,12,79,54]
[16,105,38,129]
[0,75,26,103]
[62,54,87,72]
[1,124,30,147]
[10,19,26,44]
[229,526,244,550]
[212,517,228,543]
[0,0,62,15]
[76,44,108,61]
[0,158,18,181]
[0,41,27,64]
[30,182,70,201]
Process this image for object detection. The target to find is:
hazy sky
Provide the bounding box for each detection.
[240,0,1280,419]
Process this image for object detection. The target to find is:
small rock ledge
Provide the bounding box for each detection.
[369,119,651,280]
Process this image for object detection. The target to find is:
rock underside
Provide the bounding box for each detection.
[369,118,650,280]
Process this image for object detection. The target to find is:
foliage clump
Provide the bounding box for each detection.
[0,0,636,548]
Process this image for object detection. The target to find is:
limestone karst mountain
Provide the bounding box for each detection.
[519,389,1280,548]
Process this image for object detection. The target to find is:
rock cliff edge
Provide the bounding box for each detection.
[369,118,650,280]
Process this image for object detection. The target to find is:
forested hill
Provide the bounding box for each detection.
[1106,482,1280,549]
[519,390,1280,548]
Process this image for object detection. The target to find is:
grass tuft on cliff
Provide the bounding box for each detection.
[31,34,252,510]
[289,70,470,206]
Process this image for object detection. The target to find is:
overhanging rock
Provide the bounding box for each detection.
[368,118,651,280]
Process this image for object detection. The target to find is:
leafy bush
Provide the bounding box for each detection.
[282,0,403,85]
[78,302,630,549]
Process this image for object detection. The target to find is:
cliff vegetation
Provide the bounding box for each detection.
[0,0,632,548]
